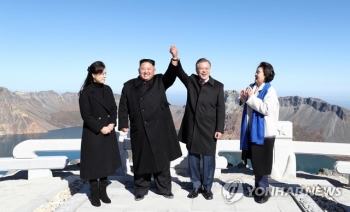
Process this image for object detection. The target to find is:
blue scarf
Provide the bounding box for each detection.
[240,82,271,150]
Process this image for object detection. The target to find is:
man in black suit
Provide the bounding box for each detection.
[172,45,225,200]
[118,46,182,201]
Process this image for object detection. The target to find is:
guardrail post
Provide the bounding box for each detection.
[271,121,296,179]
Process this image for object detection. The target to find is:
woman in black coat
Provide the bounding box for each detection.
[79,61,122,207]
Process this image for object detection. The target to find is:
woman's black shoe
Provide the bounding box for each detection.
[99,180,111,203]
[89,181,101,207]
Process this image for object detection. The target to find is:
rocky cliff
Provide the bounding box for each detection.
[0,87,119,135]
[220,93,350,143]
[1,87,349,143]
[279,96,350,143]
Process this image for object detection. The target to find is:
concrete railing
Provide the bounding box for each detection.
[263,121,350,184]
[0,133,128,179]
[1,121,350,184]
[13,139,81,159]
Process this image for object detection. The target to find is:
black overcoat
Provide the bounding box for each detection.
[177,61,225,156]
[118,62,182,174]
[79,84,122,180]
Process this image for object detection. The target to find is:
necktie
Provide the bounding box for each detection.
[200,79,205,86]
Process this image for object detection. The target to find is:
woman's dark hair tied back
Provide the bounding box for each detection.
[88,61,105,74]
[79,61,106,95]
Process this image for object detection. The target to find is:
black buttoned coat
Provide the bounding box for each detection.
[177,61,225,156]
[79,84,122,180]
[118,62,182,174]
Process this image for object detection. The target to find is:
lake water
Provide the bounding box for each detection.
[0,127,337,175]
[219,152,337,174]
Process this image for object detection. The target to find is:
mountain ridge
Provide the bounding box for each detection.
[279,96,349,121]
[1,87,349,143]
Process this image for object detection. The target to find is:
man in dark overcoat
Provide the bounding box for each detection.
[173,46,225,200]
[118,47,182,201]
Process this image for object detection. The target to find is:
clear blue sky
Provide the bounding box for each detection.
[1,0,349,108]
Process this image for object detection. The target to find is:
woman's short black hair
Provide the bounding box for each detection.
[258,62,275,82]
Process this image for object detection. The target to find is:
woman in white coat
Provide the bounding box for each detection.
[239,62,279,204]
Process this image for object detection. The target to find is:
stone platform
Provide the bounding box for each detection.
[1,171,349,212]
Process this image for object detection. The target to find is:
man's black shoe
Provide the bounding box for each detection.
[134,194,145,201]
[258,190,271,204]
[163,192,174,199]
[202,189,213,200]
[187,188,201,198]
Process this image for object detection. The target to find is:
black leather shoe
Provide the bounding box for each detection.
[202,189,213,200]
[187,188,201,198]
[134,194,145,201]
[257,190,271,204]
[163,192,174,199]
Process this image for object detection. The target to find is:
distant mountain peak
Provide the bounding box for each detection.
[0,87,10,94]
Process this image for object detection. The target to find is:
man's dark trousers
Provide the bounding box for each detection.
[133,164,172,195]
[188,152,215,190]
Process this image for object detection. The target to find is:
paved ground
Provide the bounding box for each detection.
[0,177,62,212]
[72,176,302,212]
[1,168,349,212]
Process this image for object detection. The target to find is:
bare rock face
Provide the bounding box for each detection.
[222,90,243,140]
[221,93,350,143]
[279,96,349,121]
[0,87,122,135]
[0,87,81,135]
[279,96,350,143]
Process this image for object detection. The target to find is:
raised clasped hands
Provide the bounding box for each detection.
[170,45,178,59]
